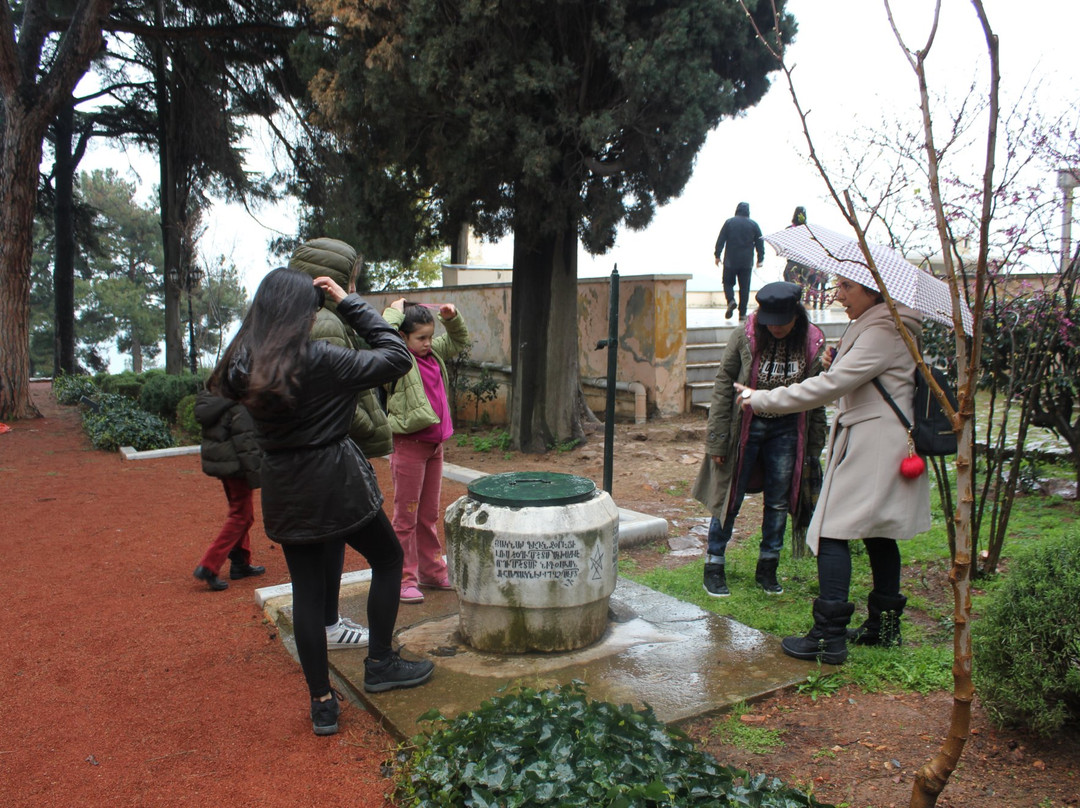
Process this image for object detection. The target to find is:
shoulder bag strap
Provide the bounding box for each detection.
[873,320,921,433]
[872,377,912,431]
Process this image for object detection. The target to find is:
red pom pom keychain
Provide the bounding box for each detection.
[900,432,926,479]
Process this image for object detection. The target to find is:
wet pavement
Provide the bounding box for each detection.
[258,568,821,741]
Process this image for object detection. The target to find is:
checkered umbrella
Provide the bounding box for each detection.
[764,224,973,335]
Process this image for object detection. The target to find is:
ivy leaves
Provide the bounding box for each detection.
[396,682,831,807]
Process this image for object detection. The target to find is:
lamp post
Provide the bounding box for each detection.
[1057,168,1079,274]
[171,262,203,374]
[187,264,203,374]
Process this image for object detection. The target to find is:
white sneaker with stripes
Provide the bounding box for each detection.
[326,616,369,649]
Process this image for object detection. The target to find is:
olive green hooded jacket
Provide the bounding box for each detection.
[381,306,470,436]
[287,237,394,457]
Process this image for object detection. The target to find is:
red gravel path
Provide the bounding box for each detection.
[1,383,402,807]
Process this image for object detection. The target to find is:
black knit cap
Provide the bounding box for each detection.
[755,281,803,325]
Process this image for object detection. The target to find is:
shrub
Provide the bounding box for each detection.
[455,429,512,453]
[98,370,144,400]
[139,372,203,421]
[394,682,832,807]
[82,393,175,452]
[973,531,1080,736]
[52,374,98,405]
[175,394,200,445]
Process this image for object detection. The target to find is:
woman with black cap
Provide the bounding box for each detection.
[734,276,930,665]
[693,281,828,597]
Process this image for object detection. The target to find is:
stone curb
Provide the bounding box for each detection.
[122,444,668,593]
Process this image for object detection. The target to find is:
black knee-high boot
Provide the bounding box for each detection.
[848,592,907,647]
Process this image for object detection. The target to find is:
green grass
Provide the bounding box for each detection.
[665,479,691,497]
[706,702,785,754]
[624,546,953,694]
[796,663,843,700]
[622,474,1080,697]
[454,429,512,453]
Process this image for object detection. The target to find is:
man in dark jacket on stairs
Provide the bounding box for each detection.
[713,201,765,321]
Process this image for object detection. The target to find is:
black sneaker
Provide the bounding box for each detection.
[229,562,266,580]
[725,304,736,319]
[364,651,435,693]
[755,559,784,595]
[703,563,730,598]
[310,691,340,736]
[193,565,228,591]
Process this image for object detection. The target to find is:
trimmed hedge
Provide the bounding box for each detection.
[175,393,200,446]
[97,370,143,400]
[138,371,205,421]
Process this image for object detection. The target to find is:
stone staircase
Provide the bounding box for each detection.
[686,311,851,410]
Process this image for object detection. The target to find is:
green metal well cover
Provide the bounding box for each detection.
[467,471,596,507]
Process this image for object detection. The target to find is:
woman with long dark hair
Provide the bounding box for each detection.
[693,282,827,597]
[210,267,432,736]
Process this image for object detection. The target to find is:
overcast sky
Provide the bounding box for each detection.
[86,0,1080,297]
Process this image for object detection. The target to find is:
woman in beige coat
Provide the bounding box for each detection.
[734,277,931,664]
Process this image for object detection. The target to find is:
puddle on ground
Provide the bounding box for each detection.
[400,616,686,677]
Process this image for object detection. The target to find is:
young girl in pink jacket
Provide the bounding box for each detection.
[382,299,470,604]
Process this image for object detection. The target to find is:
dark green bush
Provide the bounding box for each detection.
[394,682,832,807]
[139,372,203,421]
[973,531,1080,736]
[175,393,200,445]
[97,370,144,400]
[82,393,175,452]
[52,374,98,405]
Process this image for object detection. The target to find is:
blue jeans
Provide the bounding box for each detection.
[707,415,798,564]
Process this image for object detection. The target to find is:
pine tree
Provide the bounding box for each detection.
[299,0,794,450]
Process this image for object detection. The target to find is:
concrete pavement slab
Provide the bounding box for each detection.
[262,575,820,741]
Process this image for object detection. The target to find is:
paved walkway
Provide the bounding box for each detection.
[244,461,820,740]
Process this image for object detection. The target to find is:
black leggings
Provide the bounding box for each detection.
[281,510,403,699]
[817,537,901,602]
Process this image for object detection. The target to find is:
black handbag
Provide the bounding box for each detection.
[872,366,958,457]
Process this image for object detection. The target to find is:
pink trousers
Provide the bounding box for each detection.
[389,436,448,588]
[198,477,254,575]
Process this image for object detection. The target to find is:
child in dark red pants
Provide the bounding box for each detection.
[193,389,264,591]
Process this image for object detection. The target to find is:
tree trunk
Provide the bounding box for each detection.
[52,97,78,376]
[0,0,111,416]
[160,184,183,374]
[153,0,183,374]
[509,213,584,454]
[911,418,975,807]
[450,221,469,266]
[131,332,143,374]
[0,111,49,419]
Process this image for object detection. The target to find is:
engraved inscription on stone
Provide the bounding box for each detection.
[589,544,605,581]
[492,537,581,582]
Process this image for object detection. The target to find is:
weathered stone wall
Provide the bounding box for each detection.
[366,274,689,424]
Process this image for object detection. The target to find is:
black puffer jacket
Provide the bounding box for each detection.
[195,391,261,489]
[237,295,412,545]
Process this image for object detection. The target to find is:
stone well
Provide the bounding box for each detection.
[444,472,620,653]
